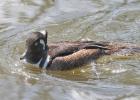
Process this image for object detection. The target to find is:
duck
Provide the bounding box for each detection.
[20,30,139,70]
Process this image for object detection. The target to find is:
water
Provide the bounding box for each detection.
[0,0,140,100]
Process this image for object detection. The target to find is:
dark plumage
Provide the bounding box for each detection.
[20,31,140,70]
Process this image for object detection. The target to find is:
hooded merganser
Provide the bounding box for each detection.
[20,31,139,70]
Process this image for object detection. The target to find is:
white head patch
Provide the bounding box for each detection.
[40,30,46,35]
[40,39,46,50]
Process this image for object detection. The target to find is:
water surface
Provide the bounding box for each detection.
[0,0,140,100]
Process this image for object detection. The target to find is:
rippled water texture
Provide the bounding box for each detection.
[0,0,140,100]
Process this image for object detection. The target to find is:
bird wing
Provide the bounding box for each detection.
[48,41,109,59]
